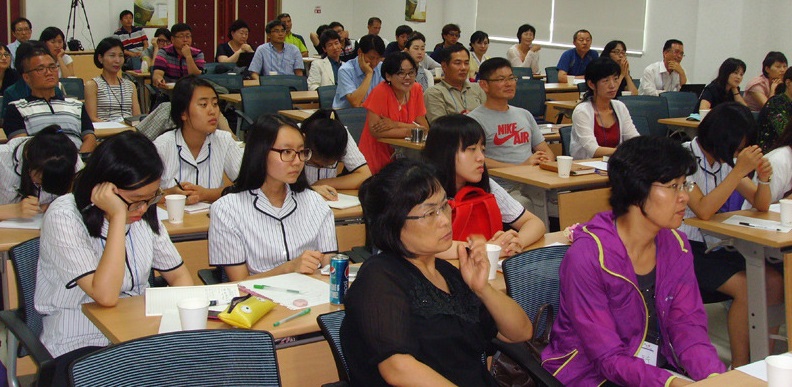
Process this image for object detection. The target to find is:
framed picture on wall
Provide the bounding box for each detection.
[134,0,169,27]
[405,0,427,22]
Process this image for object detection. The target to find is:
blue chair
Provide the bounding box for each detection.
[618,95,669,137]
[317,85,337,109]
[260,75,308,91]
[69,329,281,386]
[317,311,350,383]
[59,77,84,99]
[544,67,559,83]
[335,107,368,144]
[235,85,294,134]
[509,79,549,124]
[199,73,244,93]
[660,91,698,118]
[512,67,533,79]
[632,78,641,90]
[202,62,234,75]
[559,125,572,156]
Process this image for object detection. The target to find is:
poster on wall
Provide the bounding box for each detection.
[134,0,169,27]
[405,0,427,22]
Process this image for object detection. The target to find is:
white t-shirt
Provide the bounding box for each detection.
[154,129,243,190]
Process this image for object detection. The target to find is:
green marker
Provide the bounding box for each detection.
[253,284,302,294]
[273,308,311,327]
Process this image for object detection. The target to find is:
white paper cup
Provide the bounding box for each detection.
[165,194,186,224]
[699,109,710,121]
[177,298,209,330]
[268,71,278,76]
[485,244,502,280]
[621,91,632,96]
[567,76,575,85]
[434,68,443,78]
[557,156,573,178]
[766,355,792,387]
[780,199,792,227]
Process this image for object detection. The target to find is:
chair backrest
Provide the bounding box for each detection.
[316,310,350,382]
[59,77,85,99]
[202,62,234,75]
[660,91,699,118]
[335,107,368,144]
[559,125,572,156]
[618,95,669,137]
[509,79,546,120]
[260,75,308,91]
[8,237,43,357]
[632,78,640,90]
[199,73,244,93]
[544,67,559,83]
[502,245,568,338]
[576,82,589,93]
[317,85,337,109]
[512,67,533,79]
[70,329,281,386]
[240,85,294,131]
[557,188,611,229]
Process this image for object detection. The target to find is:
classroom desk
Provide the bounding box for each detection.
[544,83,579,93]
[124,70,151,113]
[0,122,135,144]
[546,100,578,123]
[488,159,610,231]
[658,117,699,139]
[688,370,764,386]
[685,210,792,362]
[277,109,315,122]
[219,90,319,106]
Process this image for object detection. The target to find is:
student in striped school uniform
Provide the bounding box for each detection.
[84,37,141,122]
[36,131,193,385]
[209,114,337,281]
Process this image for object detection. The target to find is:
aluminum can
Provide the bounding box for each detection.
[329,254,350,305]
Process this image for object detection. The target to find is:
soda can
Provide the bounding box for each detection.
[329,254,350,305]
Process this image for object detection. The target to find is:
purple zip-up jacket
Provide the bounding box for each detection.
[541,212,726,386]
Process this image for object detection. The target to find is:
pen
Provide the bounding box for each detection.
[174,178,186,191]
[273,308,311,327]
[738,222,782,232]
[253,284,302,294]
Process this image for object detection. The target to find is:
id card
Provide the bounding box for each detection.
[637,341,658,366]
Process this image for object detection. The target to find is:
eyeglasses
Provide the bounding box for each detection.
[270,148,312,162]
[26,64,58,75]
[405,201,451,222]
[484,76,518,83]
[667,49,685,57]
[115,189,163,212]
[447,33,460,37]
[173,34,192,40]
[269,29,286,34]
[395,69,417,78]
[0,53,11,59]
[610,49,626,56]
[156,39,170,45]
[652,181,695,193]
[14,27,31,33]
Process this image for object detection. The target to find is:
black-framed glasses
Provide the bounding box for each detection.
[395,69,418,78]
[484,76,518,83]
[270,148,312,162]
[26,64,58,75]
[115,188,163,212]
[405,201,451,221]
[652,181,695,193]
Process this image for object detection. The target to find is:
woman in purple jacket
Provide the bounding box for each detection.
[542,136,726,386]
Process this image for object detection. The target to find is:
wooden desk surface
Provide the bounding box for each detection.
[379,137,425,150]
[278,109,315,122]
[684,210,792,249]
[545,100,578,111]
[489,159,609,190]
[658,117,700,129]
[688,370,764,386]
[219,90,319,105]
[93,123,136,138]
[124,70,150,79]
[545,83,579,93]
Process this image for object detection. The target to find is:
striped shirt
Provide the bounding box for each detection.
[304,130,367,185]
[208,186,337,275]
[35,194,184,357]
[3,95,94,149]
[113,26,148,55]
[0,137,83,205]
[154,129,243,190]
[92,76,135,121]
[249,42,304,76]
[152,45,205,82]
[489,178,527,224]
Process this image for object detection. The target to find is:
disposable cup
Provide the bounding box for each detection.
[780,199,792,227]
[486,244,502,280]
[434,68,443,78]
[268,71,278,76]
[766,354,792,387]
[177,298,209,330]
[699,109,710,121]
[165,194,186,224]
[557,156,573,178]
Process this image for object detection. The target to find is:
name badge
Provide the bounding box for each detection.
[637,341,659,366]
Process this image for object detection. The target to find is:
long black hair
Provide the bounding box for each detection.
[16,125,78,200]
[422,114,490,197]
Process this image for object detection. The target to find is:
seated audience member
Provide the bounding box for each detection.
[430,23,462,62]
[330,22,358,62]
[300,110,371,200]
[278,13,308,57]
[542,136,726,386]
[39,27,74,78]
[639,39,687,96]
[570,57,640,159]
[744,51,788,111]
[332,34,384,109]
[84,37,140,122]
[3,44,95,153]
[697,58,748,112]
[0,126,80,220]
[507,24,540,74]
[341,158,532,386]
[403,32,434,91]
[8,18,33,69]
[601,40,638,96]
[468,30,490,80]
[250,20,304,79]
[763,121,792,202]
[680,102,783,367]
[307,30,343,91]
[36,131,193,385]
[422,114,544,258]
[113,10,148,70]
[0,43,19,93]
[208,114,337,281]
[152,23,204,88]
[557,29,598,83]
[154,76,242,205]
[142,28,170,68]
[358,52,428,174]
[468,57,554,205]
[310,24,330,56]
[215,19,254,63]
[384,25,412,56]
[1,42,65,118]
[758,67,792,151]
[424,44,486,124]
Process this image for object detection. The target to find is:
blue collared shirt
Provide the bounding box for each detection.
[249,42,305,76]
[556,49,599,76]
[332,59,384,109]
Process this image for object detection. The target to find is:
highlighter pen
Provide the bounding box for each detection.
[273,308,311,327]
[253,284,302,294]
[174,178,186,191]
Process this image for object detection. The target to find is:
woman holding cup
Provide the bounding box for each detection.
[36,131,193,385]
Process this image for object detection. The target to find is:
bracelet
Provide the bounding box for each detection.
[758,179,771,185]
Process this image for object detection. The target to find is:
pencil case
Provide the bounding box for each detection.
[218,294,276,329]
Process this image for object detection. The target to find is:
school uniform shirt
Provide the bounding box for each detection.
[489,178,526,224]
[303,130,367,185]
[0,137,83,205]
[208,186,338,275]
[35,194,184,357]
[154,129,243,190]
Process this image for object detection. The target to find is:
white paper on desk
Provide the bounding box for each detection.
[158,309,181,334]
[184,202,211,214]
[736,351,792,381]
[722,215,792,233]
[145,284,239,316]
[325,193,360,209]
[239,273,330,310]
[0,214,43,229]
[156,207,168,222]
[769,203,780,213]
[92,121,129,130]
[577,161,608,171]
[301,109,318,114]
